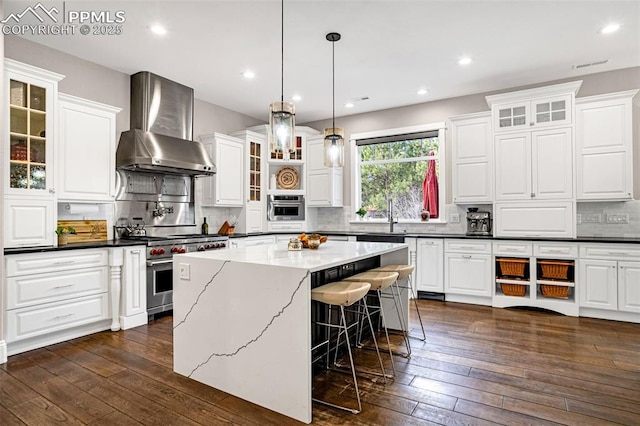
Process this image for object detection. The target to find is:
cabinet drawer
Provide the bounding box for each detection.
[493,241,532,256]
[6,293,109,342]
[268,222,304,231]
[445,239,492,254]
[7,266,108,309]
[579,244,640,261]
[6,249,108,276]
[534,242,578,259]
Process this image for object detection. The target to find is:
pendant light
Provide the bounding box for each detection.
[323,32,344,168]
[269,0,295,157]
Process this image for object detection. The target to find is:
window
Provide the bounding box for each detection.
[351,123,445,221]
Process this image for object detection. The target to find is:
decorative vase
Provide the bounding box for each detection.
[58,233,69,246]
[420,210,430,221]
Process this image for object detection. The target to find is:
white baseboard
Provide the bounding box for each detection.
[0,340,7,364]
[120,312,148,330]
[445,294,492,306]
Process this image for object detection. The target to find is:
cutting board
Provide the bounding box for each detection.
[57,220,108,243]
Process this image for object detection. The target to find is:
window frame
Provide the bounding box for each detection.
[350,122,446,223]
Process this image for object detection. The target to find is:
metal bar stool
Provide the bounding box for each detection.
[344,270,409,360]
[311,280,386,414]
[371,264,426,341]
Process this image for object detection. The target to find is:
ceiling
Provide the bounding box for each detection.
[4,0,640,123]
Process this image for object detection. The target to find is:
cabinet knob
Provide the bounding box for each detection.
[531,193,535,198]
[49,188,56,194]
[530,122,534,126]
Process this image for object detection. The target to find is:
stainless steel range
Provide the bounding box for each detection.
[126,234,228,317]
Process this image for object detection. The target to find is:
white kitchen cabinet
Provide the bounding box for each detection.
[57,94,121,202]
[4,196,56,247]
[416,238,444,292]
[306,135,343,207]
[578,244,640,322]
[450,112,492,204]
[579,259,617,310]
[444,239,492,304]
[494,127,572,201]
[576,90,637,201]
[494,201,575,239]
[4,59,64,247]
[618,262,640,313]
[230,130,267,233]
[120,246,147,329]
[4,248,111,355]
[493,241,578,316]
[486,81,581,133]
[200,133,244,207]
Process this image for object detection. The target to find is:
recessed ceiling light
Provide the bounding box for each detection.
[291,94,302,101]
[149,24,167,35]
[241,70,255,79]
[344,102,354,108]
[600,23,620,34]
[458,56,472,65]
[417,88,428,95]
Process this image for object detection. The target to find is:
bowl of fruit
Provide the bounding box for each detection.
[298,233,328,249]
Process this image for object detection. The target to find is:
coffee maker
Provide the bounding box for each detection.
[466,208,492,236]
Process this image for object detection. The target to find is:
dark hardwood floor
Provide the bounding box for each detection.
[2,300,640,425]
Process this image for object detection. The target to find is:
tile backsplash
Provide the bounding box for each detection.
[314,201,640,238]
[577,200,640,237]
[315,204,473,234]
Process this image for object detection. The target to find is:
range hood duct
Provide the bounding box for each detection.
[116,71,215,176]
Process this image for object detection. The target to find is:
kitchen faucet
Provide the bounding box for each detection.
[388,199,398,232]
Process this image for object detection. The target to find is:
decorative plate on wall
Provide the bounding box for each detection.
[276,166,299,189]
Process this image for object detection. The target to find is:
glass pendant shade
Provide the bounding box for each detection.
[323,127,344,168]
[269,101,296,154]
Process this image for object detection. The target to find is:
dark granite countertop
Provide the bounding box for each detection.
[4,239,147,255]
[6,232,640,255]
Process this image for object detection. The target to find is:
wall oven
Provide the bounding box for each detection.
[268,195,305,221]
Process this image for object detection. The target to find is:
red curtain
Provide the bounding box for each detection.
[422,154,439,218]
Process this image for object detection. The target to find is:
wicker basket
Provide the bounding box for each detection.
[540,284,569,299]
[501,283,527,297]
[497,258,528,278]
[538,260,572,280]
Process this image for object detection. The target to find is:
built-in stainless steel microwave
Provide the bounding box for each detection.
[268,195,305,221]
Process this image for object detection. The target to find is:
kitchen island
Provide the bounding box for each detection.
[172,241,408,423]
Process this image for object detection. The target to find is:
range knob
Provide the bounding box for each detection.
[158,248,166,255]
[197,245,205,251]
[219,242,226,248]
[150,249,158,256]
[205,244,212,249]
[171,247,180,253]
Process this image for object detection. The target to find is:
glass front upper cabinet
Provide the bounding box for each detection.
[9,79,48,190]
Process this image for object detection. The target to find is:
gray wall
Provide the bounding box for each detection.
[4,36,262,138]
[303,67,640,205]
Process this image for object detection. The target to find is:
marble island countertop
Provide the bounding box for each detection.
[176,240,407,272]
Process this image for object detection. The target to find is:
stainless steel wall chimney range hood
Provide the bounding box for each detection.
[116,72,215,176]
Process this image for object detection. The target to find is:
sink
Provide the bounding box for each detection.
[356,234,405,244]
